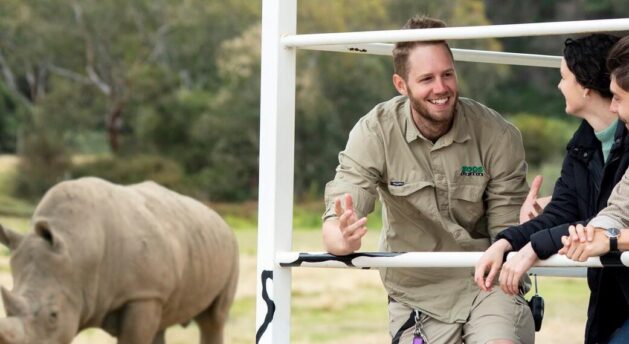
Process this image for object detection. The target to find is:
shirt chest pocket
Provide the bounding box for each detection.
[385,181,435,217]
[450,184,486,229]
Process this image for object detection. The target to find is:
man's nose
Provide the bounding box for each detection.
[434,78,448,94]
[610,101,618,114]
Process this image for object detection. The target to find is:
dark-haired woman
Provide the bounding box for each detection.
[475,33,629,343]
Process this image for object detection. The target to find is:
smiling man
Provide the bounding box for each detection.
[321,16,534,344]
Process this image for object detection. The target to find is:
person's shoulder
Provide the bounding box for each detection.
[358,95,407,128]
[458,97,517,133]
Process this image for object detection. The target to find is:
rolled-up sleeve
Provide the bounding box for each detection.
[483,125,528,239]
[589,168,629,229]
[323,118,384,221]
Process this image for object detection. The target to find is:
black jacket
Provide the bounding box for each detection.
[497,120,629,344]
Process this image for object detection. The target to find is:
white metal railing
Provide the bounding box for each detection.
[275,251,629,278]
[256,2,629,342]
[301,44,562,67]
[276,251,629,268]
[282,18,629,47]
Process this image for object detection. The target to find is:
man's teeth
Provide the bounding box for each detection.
[429,97,448,105]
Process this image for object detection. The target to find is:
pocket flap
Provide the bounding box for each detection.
[452,184,484,202]
[387,181,434,196]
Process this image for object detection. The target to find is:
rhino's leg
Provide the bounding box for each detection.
[195,305,225,344]
[151,330,165,344]
[196,267,238,344]
[116,299,163,344]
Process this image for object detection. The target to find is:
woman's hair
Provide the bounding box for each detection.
[607,35,629,92]
[564,34,620,99]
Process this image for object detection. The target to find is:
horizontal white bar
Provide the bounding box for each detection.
[528,267,587,278]
[281,18,629,48]
[302,43,561,68]
[276,251,629,269]
[283,18,629,47]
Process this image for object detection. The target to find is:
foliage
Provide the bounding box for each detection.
[13,109,71,199]
[69,154,184,191]
[0,0,625,202]
[508,113,579,167]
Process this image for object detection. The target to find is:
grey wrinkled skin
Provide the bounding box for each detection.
[0,177,239,344]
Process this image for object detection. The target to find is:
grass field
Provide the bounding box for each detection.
[0,155,591,343]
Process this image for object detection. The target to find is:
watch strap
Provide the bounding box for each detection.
[610,236,619,252]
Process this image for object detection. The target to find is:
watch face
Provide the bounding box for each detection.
[606,228,621,238]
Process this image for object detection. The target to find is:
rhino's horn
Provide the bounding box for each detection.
[0,288,28,318]
[0,317,25,344]
[0,225,23,252]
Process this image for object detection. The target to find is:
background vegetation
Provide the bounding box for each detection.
[1,0,627,203]
[0,1,627,342]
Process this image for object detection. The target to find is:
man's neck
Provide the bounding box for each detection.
[412,111,454,142]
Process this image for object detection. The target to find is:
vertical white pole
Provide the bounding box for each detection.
[256,0,296,343]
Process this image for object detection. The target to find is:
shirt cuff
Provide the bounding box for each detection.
[589,215,624,229]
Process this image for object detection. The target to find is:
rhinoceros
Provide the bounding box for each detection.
[0,177,239,344]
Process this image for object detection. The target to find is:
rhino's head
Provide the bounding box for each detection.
[0,222,81,344]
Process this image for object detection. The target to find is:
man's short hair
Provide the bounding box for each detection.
[563,34,619,99]
[392,15,453,80]
[608,35,629,91]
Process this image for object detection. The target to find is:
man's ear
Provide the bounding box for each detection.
[392,74,408,96]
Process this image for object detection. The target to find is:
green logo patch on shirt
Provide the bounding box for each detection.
[460,165,485,176]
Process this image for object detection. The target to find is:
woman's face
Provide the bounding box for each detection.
[557,58,587,116]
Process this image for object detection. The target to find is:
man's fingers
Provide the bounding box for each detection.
[344,193,354,212]
[568,225,578,242]
[499,269,508,294]
[474,269,486,291]
[576,224,586,243]
[559,236,570,255]
[485,265,498,290]
[348,226,367,242]
[338,209,350,229]
[526,175,543,201]
[474,261,491,291]
[566,241,581,260]
[586,226,595,242]
[342,217,366,238]
[532,201,543,214]
[334,197,343,217]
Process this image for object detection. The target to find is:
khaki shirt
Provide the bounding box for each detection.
[323,96,528,323]
[590,168,629,229]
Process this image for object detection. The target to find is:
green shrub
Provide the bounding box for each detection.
[13,122,71,200]
[509,113,578,167]
[69,155,185,190]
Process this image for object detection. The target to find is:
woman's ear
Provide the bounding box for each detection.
[582,88,591,98]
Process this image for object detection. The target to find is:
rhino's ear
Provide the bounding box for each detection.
[35,221,65,253]
[0,224,24,252]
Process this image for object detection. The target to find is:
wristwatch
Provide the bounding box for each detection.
[604,227,621,252]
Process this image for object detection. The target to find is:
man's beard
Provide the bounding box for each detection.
[409,93,458,126]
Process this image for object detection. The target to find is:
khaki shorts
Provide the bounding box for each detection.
[388,289,535,344]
